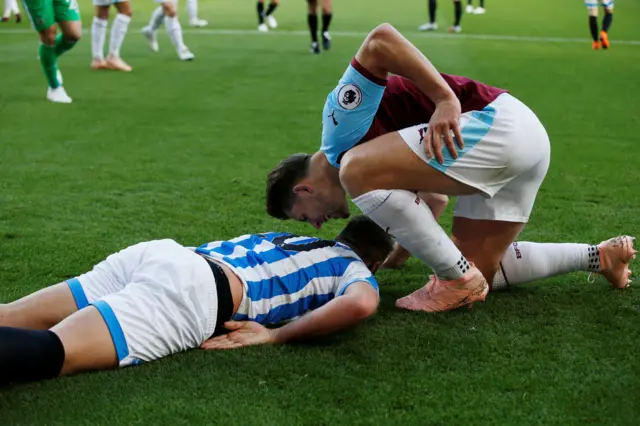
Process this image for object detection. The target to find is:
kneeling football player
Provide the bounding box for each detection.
[267,23,636,313]
[0,216,391,385]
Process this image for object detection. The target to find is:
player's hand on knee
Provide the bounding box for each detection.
[426,98,464,164]
[200,321,275,350]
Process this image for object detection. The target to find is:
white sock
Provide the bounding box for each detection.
[108,13,131,58]
[492,242,601,290]
[2,0,10,17]
[91,17,108,60]
[186,0,198,21]
[353,189,470,280]
[148,6,165,31]
[165,16,186,51]
[10,0,18,13]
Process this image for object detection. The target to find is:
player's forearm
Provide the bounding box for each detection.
[357,24,455,104]
[271,295,375,344]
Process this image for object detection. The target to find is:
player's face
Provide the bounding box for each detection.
[289,184,350,229]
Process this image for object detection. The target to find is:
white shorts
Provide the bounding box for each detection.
[399,93,551,223]
[585,0,614,8]
[92,0,128,6]
[66,239,218,367]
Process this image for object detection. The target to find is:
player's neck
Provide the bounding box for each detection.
[310,151,341,187]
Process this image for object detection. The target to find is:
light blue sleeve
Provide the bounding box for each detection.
[321,63,386,168]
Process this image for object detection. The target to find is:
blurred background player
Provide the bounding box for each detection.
[185,0,207,27]
[142,0,195,60]
[257,0,278,32]
[2,0,21,22]
[466,0,485,14]
[91,0,132,72]
[23,0,81,103]
[418,0,463,33]
[586,0,614,50]
[307,0,332,54]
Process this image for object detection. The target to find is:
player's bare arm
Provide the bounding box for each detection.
[355,23,464,163]
[201,281,379,350]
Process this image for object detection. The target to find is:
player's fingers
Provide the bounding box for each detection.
[432,126,445,164]
[452,123,465,150]
[224,321,244,330]
[443,125,458,160]
[424,129,433,160]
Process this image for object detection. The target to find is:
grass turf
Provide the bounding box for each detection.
[1,0,640,424]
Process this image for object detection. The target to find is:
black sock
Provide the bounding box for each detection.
[266,2,278,16]
[480,0,484,7]
[257,1,265,24]
[589,15,599,41]
[428,0,437,24]
[0,327,65,385]
[322,13,332,33]
[602,11,613,33]
[467,0,472,4]
[454,1,462,26]
[308,13,318,43]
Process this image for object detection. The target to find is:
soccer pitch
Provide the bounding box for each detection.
[1,0,639,423]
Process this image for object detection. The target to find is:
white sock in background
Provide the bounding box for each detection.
[165,16,186,51]
[353,189,470,280]
[186,0,198,22]
[91,17,108,60]
[492,242,600,290]
[148,6,165,31]
[109,13,131,58]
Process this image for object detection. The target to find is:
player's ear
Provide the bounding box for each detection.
[293,183,314,195]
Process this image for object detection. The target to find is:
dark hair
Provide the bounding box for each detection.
[336,216,393,265]
[266,154,312,220]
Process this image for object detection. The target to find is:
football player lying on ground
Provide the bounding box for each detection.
[266,23,636,313]
[0,216,392,385]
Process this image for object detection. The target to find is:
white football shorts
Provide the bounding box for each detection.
[399,93,551,223]
[66,239,219,367]
[92,0,128,6]
[584,1,614,8]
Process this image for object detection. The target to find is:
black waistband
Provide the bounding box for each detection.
[200,256,234,338]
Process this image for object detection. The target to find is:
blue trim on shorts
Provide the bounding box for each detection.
[91,300,130,362]
[428,105,497,173]
[66,278,89,310]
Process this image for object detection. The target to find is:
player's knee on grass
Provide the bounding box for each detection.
[95,5,110,19]
[162,1,177,17]
[115,1,132,17]
[588,6,598,17]
[39,26,58,45]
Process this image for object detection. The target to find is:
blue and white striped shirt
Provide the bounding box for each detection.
[195,232,378,325]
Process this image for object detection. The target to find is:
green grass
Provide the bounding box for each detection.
[1,0,640,424]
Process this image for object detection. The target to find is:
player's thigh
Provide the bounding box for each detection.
[52,306,118,376]
[0,282,78,329]
[22,0,55,35]
[602,0,614,12]
[451,218,525,283]
[339,130,478,198]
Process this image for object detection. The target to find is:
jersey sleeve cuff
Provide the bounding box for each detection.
[350,58,387,87]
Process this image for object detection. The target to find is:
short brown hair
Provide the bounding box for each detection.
[266,154,312,219]
[336,216,393,265]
